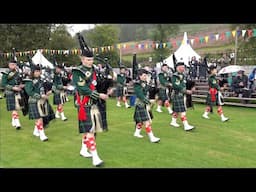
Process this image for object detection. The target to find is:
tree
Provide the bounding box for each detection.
[85,24,120,67]
[0,24,53,67]
[150,24,179,64]
[47,24,78,66]
[231,24,256,65]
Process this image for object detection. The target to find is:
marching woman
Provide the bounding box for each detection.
[1,60,24,130]
[202,65,229,122]
[52,63,68,121]
[133,68,160,143]
[24,64,52,141]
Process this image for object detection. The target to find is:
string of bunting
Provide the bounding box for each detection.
[1,28,256,58]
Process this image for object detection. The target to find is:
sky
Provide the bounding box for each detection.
[65,24,95,36]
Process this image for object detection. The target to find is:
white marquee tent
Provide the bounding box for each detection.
[32,50,54,69]
[157,32,201,69]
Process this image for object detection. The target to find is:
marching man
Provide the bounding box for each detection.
[133,68,160,143]
[1,60,24,130]
[170,60,195,131]
[52,63,68,121]
[202,64,229,122]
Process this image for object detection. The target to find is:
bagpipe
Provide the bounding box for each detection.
[94,55,114,95]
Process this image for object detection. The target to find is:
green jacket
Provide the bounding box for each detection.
[24,78,43,100]
[1,69,22,91]
[72,65,99,100]
[117,73,126,86]
[134,80,150,105]
[158,72,171,88]
[52,72,64,93]
[171,72,186,94]
[208,75,219,91]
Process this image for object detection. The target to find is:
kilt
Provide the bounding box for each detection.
[5,92,16,111]
[172,93,186,112]
[78,106,93,133]
[133,104,150,123]
[28,103,42,119]
[53,91,67,105]
[158,88,168,102]
[116,86,124,97]
[206,93,219,106]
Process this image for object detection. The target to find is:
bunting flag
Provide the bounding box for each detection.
[205,36,209,43]
[190,39,194,45]
[232,30,236,37]
[242,30,247,37]
[2,28,256,58]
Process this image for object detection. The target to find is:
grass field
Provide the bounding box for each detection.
[1,96,256,168]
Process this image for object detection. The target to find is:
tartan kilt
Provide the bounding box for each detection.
[206,93,219,106]
[53,93,62,105]
[78,106,93,133]
[116,86,124,97]
[158,88,168,102]
[5,92,16,111]
[172,93,186,112]
[133,104,150,122]
[28,103,41,119]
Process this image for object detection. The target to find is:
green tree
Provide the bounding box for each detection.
[47,24,78,66]
[85,24,120,67]
[0,24,53,67]
[150,24,179,64]
[231,24,256,65]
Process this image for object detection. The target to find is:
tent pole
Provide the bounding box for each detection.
[234,26,239,65]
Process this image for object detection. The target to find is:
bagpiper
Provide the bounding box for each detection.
[202,64,229,122]
[133,68,160,143]
[156,63,173,114]
[116,65,130,108]
[52,62,68,121]
[72,33,109,167]
[170,60,195,131]
[1,60,24,129]
[23,64,53,141]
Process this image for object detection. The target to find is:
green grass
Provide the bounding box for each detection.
[1,96,256,168]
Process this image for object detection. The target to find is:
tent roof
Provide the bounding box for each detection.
[157,32,201,69]
[32,50,54,69]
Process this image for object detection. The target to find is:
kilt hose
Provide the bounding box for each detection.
[78,105,94,133]
[158,88,168,102]
[172,93,186,112]
[116,86,124,97]
[134,104,150,123]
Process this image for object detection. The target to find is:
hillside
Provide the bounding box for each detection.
[120,24,232,56]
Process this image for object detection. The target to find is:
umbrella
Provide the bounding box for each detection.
[218,65,245,75]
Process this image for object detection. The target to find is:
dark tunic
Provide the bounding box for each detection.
[72,65,100,133]
[206,74,220,106]
[116,73,126,97]
[171,72,187,112]
[52,72,66,105]
[1,69,22,111]
[133,80,151,123]
[158,72,171,102]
